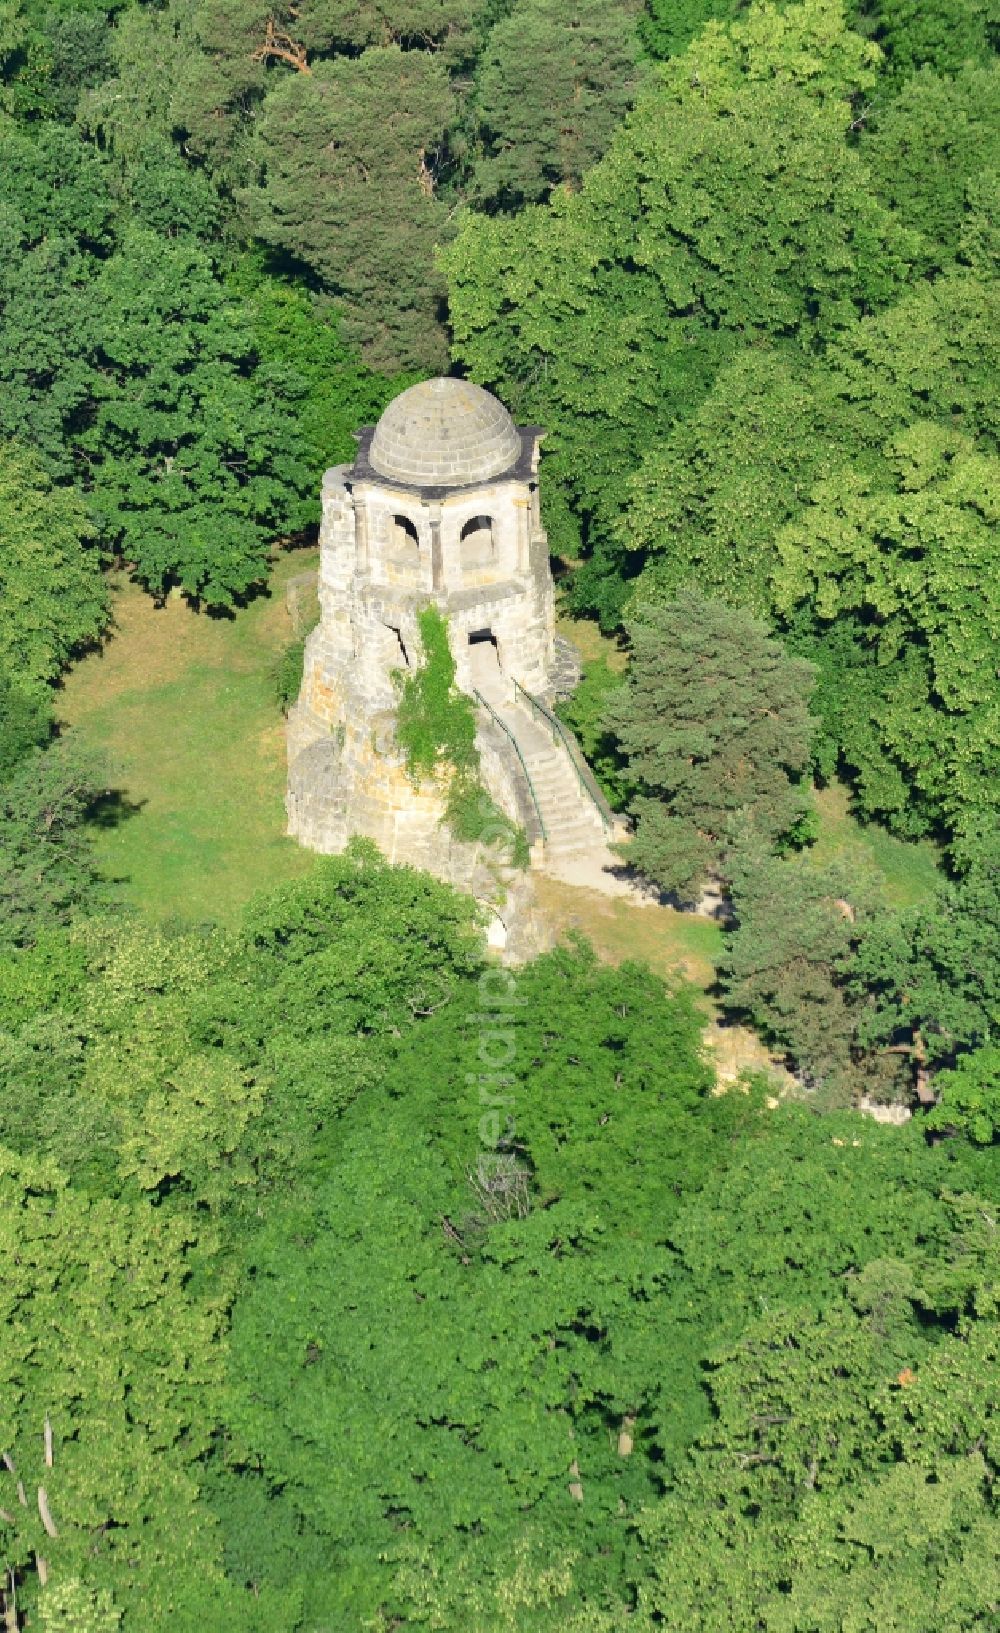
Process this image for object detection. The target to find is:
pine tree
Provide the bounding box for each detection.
[604,594,817,900]
[469,0,643,209]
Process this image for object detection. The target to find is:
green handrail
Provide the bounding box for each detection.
[473,689,547,844]
[513,678,615,833]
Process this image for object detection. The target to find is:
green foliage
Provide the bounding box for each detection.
[82,0,658,373]
[959,166,1000,275]
[627,271,1000,849]
[823,270,1000,458]
[0,850,488,1625]
[0,812,995,1626]
[238,841,482,1040]
[851,837,1000,1076]
[371,1538,622,1632]
[212,934,1000,1628]
[84,0,348,190]
[397,606,526,859]
[605,594,817,900]
[273,634,306,713]
[446,0,910,616]
[0,1146,248,1628]
[295,0,493,60]
[396,605,478,777]
[773,423,1000,850]
[641,0,751,59]
[2,0,998,1623]
[627,266,1000,618]
[0,0,27,76]
[0,135,320,609]
[556,659,633,809]
[0,736,111,948]
[4,0,113,122]
[718,816,1000,1110]
[719,846,887,1104]
[0,665,51,780]
[231,845,483,1177]
[926,1045,1000,1145]
[0,846,481,1207]
[631,1136,1000,1632]
[0,917,253,1205]
[234,267,416,481]
[855,0,997,83]
[864,63,1000,262]
[37,1577,122,1633]
[79,229,314,604]
[0,443,107,691]
[0,926,87,1030]
[445,775,530,865]
[469,0,644,209]
[623,345,845,617]
[251,46,456,371]
[444,0,997,861]
[217,946,718,1626]
[721,831,999,1110]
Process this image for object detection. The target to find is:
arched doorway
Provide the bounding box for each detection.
[468,628,501,693]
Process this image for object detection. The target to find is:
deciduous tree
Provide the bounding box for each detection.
[863,63,1000,261]
[0,446,106,690]
[446,0,910,616]
[851,837,1000,1088]
[0,1148,253,1629]
[772,423,1000,846]
[925,1044,1000,1145]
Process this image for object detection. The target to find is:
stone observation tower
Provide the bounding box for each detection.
[286,377,622,894]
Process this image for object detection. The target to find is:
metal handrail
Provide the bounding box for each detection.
[473,689,547,843]
[513,678,615,834]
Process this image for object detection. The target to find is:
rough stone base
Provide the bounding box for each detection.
[287,709,552,963]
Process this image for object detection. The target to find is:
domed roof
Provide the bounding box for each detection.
[368,378,520,488]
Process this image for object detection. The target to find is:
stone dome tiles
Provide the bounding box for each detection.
[368,377,521,488]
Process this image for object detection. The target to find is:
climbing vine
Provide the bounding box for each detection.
[273,635,307,714]
[396,606,479,779]
[395,606,527,863]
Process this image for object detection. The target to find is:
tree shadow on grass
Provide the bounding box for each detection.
[86,788,147,831]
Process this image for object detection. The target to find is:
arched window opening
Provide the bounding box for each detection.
[389,514,420,561]
[460,514,495,571]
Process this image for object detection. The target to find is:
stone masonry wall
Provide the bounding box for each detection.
[287,435,559,955]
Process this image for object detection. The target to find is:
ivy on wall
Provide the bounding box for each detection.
[395,606,527,864]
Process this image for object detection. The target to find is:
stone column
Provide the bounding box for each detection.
[354,485,371,575]
[428,503,444,593]
[514,491,531,574]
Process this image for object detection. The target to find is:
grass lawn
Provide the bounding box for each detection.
[58,551,321,925]
[811,781,942,909]
[60,577,941,937]
[534,876,723,993]
[556,602,628,671]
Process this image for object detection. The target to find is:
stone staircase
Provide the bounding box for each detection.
[479,683,632,895]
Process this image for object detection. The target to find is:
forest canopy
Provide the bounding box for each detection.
[0,0,997,1624]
